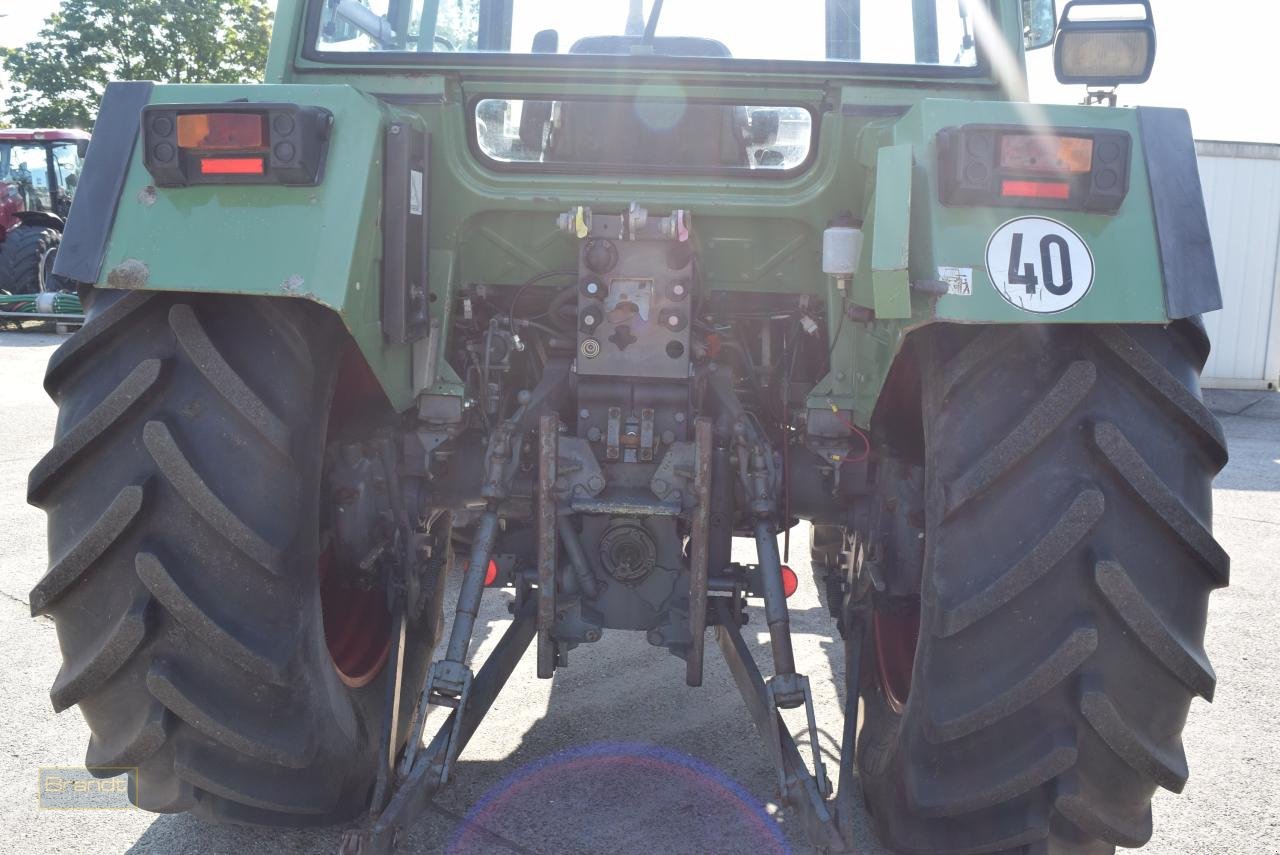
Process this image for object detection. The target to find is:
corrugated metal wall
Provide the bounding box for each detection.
[1196,141,1280,389]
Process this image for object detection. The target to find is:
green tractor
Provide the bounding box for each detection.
[31,1,1227,852]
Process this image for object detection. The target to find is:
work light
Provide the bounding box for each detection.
[1053,0,1156,85]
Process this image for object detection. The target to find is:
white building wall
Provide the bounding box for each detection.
[1196,141,1280,389]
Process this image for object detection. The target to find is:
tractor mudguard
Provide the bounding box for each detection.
[863,98,1220,325]
[54,80,435,413]
[56,89,1219,424]
[815,97,1221,419]
[14,211,65,230]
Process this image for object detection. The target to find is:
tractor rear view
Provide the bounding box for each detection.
[30,1,1227,853]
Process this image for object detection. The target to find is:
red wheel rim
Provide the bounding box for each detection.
[319,545,391,688]
[319,345,394,688]
[873,607,920,714]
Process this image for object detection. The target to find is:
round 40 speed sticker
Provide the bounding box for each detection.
[985,216,1095,313]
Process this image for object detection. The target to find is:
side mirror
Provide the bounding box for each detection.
[530,29,559,54]
[1023,0,1058,51]
[1054,0,1156,86]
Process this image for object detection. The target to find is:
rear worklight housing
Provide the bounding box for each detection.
[937,124,1132,213]
[142,103,334,187]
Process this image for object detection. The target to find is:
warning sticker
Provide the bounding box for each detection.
[409,169,423,216]
[937,266,973,296]
[985,216,1094,313]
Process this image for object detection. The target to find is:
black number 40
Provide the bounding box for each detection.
[1007,232,1074,296]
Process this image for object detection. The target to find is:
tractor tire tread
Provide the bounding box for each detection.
[145,661,316,769]
[135,551,291,685]
[0,224,58,295]
[49,590,153,712]
[28,358,163,502]
[168,304,291,457]
[30,289,418,825]
[44,291,154,396]
[30,485,144,614]
[142,419,282,574]
[859,322,1226,854]
[944,360,1095,517]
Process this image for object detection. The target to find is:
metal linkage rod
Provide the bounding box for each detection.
[558,516,599,598]
[754,520,799,686]
[713,600,847,853]
[341,603,539,855]
[536,413,559,679]
[433,418,521,692]
[441,510,500,666]
[686,416,713,686]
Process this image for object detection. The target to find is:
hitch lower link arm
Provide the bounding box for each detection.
[734,427,832,804]
[419,420,520,783]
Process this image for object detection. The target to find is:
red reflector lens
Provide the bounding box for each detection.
[199,157,265,176]
[781,565,798,598]
[1001,180,1071,200]
[177,112,266,150]
[484,559,499,586]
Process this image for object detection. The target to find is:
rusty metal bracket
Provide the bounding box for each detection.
[834,602,869,834]
[685,417,713,687]
[639,407,656,461]
[537,413,559,679]
[605,406,622,460]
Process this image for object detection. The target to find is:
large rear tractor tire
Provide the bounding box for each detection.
[0,224,60,294]
[28,288,444,825]
[857,321,1228,854]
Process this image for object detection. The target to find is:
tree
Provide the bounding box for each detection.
[1,0,273,129]
[435,0,480,52]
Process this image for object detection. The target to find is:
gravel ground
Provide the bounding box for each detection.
[1,327,1276,854]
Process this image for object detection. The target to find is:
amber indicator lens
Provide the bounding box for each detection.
[999,134,1094,174]
[177,113,267,150]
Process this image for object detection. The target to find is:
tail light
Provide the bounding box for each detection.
[142,103,333,187]
[938,125,1131,213]
[781,565,798,598]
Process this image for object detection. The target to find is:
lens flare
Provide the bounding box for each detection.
[446,742,791,854]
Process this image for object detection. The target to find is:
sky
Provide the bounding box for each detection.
[0,0,1274,144]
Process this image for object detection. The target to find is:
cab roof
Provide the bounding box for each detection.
[0,129,91,142]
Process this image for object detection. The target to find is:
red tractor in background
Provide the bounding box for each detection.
[0,129,89,294]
